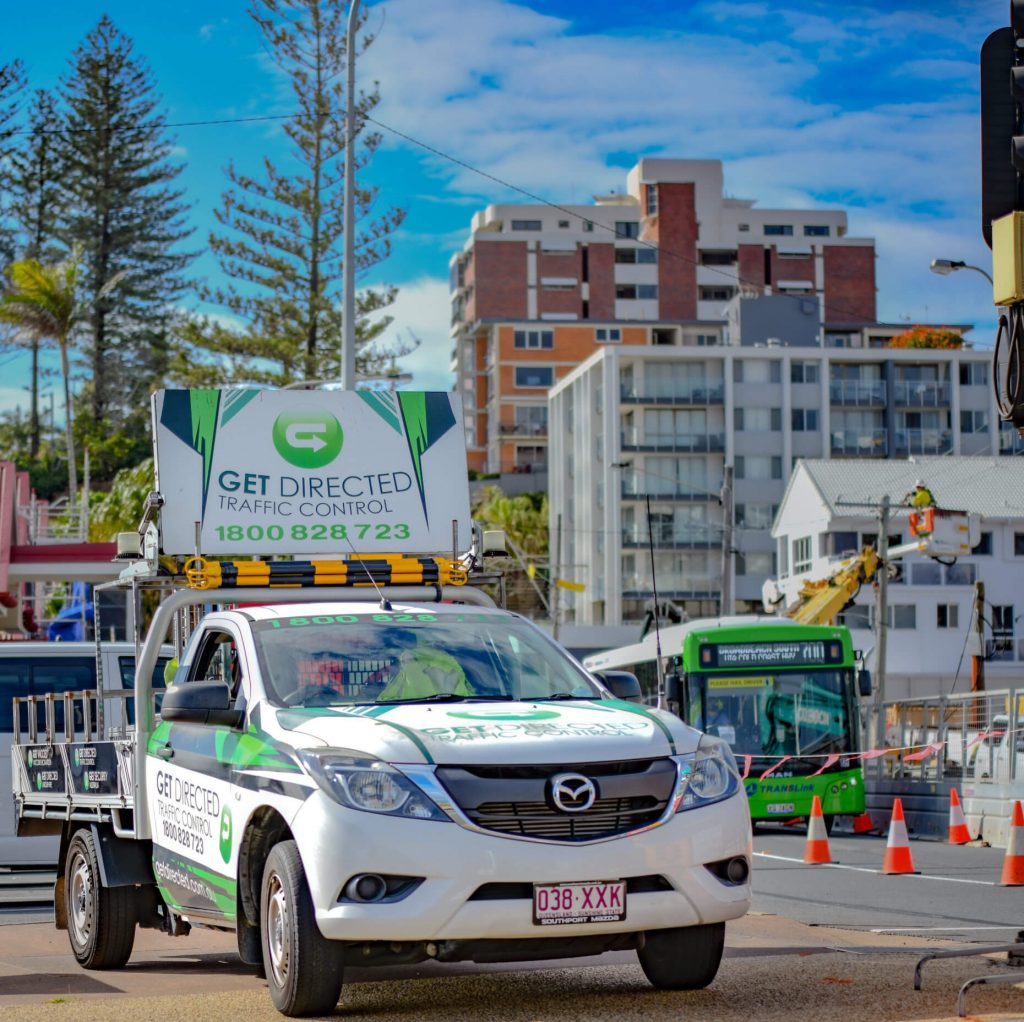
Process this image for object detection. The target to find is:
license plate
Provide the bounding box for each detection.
[532,881,626,926]
[766,802,796,814]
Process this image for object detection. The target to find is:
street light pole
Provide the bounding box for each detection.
[929,258,994,286]
[341,0,361,391]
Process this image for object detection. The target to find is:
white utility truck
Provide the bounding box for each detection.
[10,389,750,1017]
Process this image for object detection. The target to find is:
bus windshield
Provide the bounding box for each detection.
[687,668,855,758]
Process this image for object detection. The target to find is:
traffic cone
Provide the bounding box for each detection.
[803,795,833,864]
[882,799,918,875]
[947,788,971,845]
[1000,800,1024,886]
[852,812,875,834]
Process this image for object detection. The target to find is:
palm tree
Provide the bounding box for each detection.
[0,252,83,509]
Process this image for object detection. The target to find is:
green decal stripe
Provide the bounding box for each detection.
[603,700,678,755]
[357,390,402,434]
[370,719,434,764]
[220,388,259,427]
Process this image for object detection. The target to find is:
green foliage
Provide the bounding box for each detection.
[473,486,549,556]
[89,457,154,542]
[180,0,406,387]
[0,60,27,266]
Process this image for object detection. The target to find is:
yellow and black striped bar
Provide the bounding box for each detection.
[185,555,469,591]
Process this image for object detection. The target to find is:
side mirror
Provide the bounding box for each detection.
[596,670,643,704]
[858,669,872,698]
[160,680,244,728]
[665,672,683,707]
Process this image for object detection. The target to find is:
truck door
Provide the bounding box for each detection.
[148,627,247,921]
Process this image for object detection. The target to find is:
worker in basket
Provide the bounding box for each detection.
[906,479,937,509]
[377,628,472,701]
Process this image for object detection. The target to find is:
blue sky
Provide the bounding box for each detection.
[0,0,1007,403]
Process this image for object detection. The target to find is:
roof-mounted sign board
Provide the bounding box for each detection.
[152,389,472,557]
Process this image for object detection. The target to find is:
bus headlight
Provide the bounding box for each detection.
[298,748,450,822]
[674,736,740,812]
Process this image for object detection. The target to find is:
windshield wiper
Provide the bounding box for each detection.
[375,694,513,705]
[534,693,593,701]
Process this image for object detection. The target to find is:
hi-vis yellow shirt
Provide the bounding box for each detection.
[378,648,470,700]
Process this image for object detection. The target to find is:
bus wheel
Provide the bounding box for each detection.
[65,829,136,969]
[261,841,344,1017]
[637,922,725,990]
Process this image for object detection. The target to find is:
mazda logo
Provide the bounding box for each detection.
[550,772,597,813]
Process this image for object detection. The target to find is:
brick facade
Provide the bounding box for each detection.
[472,241,529,320]
[649,183,698,320]
[823,245,876,324]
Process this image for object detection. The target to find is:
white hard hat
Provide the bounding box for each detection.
[914,479,924,487]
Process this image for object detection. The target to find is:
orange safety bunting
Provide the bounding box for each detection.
[882,798,919,875]
[803,795,833,865]
[1000,800,1024,886]
[947,788,971,845]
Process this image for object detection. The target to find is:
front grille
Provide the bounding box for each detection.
[435,758,677,842]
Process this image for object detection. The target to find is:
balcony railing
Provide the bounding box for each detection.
[1000,429,1024,455]
[622,576,718,597]
[621,526,720,549]
[829,380,887,406]
[619,429,725,453]
[619,383,725,405]
[830,429,888,457]
[620,478,714,501]
[893,429,953,455]
[893,380,951,406]
[499,422,548,437]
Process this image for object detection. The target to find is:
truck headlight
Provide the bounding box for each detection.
[674,736,740,812]
[298,749,450,822]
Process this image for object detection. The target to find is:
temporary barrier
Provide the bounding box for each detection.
[947,788,971,844]
[852,812,875,834]
[882,799,918,875]
[803,795,833,864]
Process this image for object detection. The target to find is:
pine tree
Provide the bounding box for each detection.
[58,16,192,443]
[9,89,66,458]
[185,0,405,387]
[0,59,27,266]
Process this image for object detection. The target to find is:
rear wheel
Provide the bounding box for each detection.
[65,829,136,969]
[261,841,344,1017]
[637,922,725,990]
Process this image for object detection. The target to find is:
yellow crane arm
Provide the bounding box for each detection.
[786,547,881,625]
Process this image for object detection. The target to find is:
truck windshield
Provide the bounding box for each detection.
[686,669,855,757]
[251,612,602,707]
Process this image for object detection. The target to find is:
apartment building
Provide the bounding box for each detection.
[771,458,1024,700]
[450,158,877,473]
[547,305,996,628]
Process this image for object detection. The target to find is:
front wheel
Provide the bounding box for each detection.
[65,829,136,969]
[637,921,725,990]
[261,840,344,1017]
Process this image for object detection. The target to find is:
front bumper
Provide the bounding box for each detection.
[292,788,751,942]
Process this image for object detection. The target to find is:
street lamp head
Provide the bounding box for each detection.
[929,258,964,276]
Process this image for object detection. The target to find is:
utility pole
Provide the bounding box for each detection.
[551,513,562,641]
[971,580,986,693]
[719,465,734,617]
[873,495,890,746]
[341,0,361,390]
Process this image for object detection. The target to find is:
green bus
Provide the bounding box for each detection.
[584,617,868,828]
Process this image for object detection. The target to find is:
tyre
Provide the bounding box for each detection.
[637,922,725,990]
[261,841,344,1016]
[65,829,136,969]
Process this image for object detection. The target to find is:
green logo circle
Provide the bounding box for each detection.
[447,708,560,722]
[219,806,234,863]
[272,411,343,469]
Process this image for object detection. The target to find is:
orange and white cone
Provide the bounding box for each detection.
[882,798,918,875]
[803,795,833,864]
[1000,800,1024,886]
[852,812,875,834]
[948,788,971,845]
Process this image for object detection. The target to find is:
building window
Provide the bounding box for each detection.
[937,604,959,629]
[735,503,776,529]
[615,221,640,239]
[615,247,658,264]
[804,225,830,237]
[514,329,554,349]
[738,223,750,232]
[595,328,621,343]
[735,551,775,577]
[838,605,871,629]
[911,561,942,585]
[616,284,636,299]
[960,410,989,434]
[511,219,542,231]
[945,562,976,585]
[764,224,794,236]
[974,532,992,555]
[637,284,659,300]
[700,250,738,266]
[792,536,812,573]
[735,407,782,431]
[791,361,820,383]
[514,405,548,435]
[700,286,735,302]
[890,605,917,629]
[960,363,989,385]
[734,360,781,384]
[583,220,594,233]
[791,408,820,431]
[558,219,570,228]
[646,186,657,216]
[514,367,554,388]
[736,455,783,481]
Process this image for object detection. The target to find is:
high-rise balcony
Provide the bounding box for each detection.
[620,476,715,502]
[830,428,888,457]
[893,429,953,455]
[622,574,719,598]
[621,525,720,549]
[893,380,951,406]
[619,383,725,406]
[829,380,887,406]
[499,422,548,437]
[619,428,725,453]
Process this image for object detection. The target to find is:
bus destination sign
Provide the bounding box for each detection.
[702,640,842,669]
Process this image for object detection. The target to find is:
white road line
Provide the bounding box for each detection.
[753,851,997,886]
[869,926,1020,933]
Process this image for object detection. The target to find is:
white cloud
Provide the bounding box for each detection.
[372,277,454,392]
